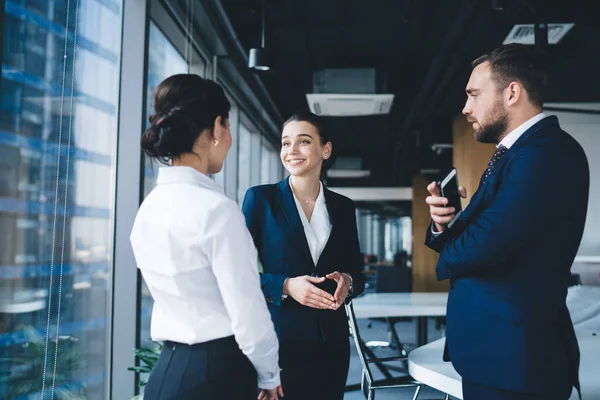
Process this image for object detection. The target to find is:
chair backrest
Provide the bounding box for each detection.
[346,302,375,385]
[375,265,412,293]
[568,273,582,287]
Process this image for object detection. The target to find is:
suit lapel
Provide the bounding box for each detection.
[276,179,315,267]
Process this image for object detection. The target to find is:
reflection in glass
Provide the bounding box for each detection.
[0,0,123,398]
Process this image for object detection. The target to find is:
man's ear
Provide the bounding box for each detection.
[505,81,522,107]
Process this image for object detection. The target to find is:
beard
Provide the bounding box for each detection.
[474,101,510,144]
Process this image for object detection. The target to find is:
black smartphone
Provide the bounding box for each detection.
[437,168,462,228]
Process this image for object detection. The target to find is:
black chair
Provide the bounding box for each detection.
[568,273,582,287]
[346,302,422,400]
[375,265,412,293]
[365,266,413,356]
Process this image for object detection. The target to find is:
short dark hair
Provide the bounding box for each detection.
[472,43,547,109]
[283,111,335,172]
[141,74,231,164]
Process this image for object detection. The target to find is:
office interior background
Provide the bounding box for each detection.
[1,0,599,399]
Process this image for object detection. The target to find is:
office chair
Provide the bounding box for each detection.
[346,302,422,400]
[364,266,413,357]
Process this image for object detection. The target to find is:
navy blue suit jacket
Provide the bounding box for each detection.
[242,178,365,343]
[426,116,589,395]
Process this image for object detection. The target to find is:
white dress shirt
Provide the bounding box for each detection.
[432,112,547,236]
[130,166,280,389]
[497,112,547,149]
[288,178,353,295]
[291,180,332,265]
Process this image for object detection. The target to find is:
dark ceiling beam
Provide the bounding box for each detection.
[417,3,494,126]
[392,0,486,185]
[202,0,284,129]
[398,0,484,136]
[287,0,316,98]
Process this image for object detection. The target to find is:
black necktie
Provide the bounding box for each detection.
[482,144,508,183]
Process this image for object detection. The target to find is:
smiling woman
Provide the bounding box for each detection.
[280,112,333,180]
[241,111,366,400]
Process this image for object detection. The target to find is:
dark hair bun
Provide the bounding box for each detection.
[141,74,231,164]
[141,108,196,164]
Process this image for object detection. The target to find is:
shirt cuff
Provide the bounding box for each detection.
[431,225,442,237]
[342,272,353,296]
[281,278,288,301]
[258,371,281,390]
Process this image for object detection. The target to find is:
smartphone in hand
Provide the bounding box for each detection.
[437,168,462,228]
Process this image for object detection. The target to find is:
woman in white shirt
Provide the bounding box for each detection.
[130,74,282,400]
[241,111,365,400]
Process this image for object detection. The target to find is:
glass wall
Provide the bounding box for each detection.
[260,140,280,184]
[142,22,189,198]
[0,0,123,398]
[138,21,189,356]
[1,1,288,397]
[237,121,252,203]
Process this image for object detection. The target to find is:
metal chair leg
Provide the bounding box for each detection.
[368,389,375,400]
[412,385,422,400]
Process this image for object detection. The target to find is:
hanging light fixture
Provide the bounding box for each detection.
[248,0,270,71]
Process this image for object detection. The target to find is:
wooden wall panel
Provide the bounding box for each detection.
[452,115,496,207]
[411,115,496,293]
[412,174,446,293]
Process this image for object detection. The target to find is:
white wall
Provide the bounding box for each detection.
[546,105,600,284]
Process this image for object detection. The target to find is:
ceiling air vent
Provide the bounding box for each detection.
[503,23,574,45]
[306,93,394,117]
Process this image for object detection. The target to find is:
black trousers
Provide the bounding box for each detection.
[462,379,573,400]
[143,336,257,400]
[279,339,350,400]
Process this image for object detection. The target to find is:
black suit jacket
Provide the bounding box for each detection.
[242,178,365,343]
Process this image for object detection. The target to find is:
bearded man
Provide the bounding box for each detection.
[425,44,589,400]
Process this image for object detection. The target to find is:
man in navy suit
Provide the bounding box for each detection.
[425,44,589,399]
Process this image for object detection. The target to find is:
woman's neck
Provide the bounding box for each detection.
[289,173,321,203]
[172,152,209,175]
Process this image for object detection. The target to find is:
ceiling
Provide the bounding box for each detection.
[219,0,600,211]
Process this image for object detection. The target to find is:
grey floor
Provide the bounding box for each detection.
[344,316,457,400]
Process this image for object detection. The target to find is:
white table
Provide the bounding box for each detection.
[352,292,448,346]
[0,299,45,313]
[0,288,46,313]
[408,330,600,399]
[352,292,448,318]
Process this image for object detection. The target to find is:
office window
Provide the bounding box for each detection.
[260,140,281,184]
[271,144,282,182]
[142,22,189,198]
[0,0,123,398]
[237,122,252,203]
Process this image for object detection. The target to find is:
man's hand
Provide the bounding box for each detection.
[325,271,351,309]
[426,181,467,233]
[283,276,336,309]
[258,385,283,400]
